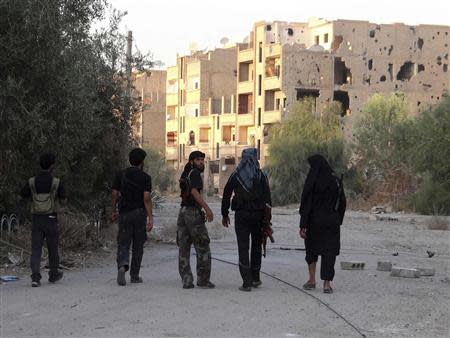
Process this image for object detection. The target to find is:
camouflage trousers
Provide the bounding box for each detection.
[177,206,211,286]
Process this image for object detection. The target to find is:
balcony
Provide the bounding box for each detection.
[166,119,177,132]
[238,48,254,63]
[166,146,178,160]
[186,90,200,104]
[166,93,178,106]
[221,113,236,125]
[263,110,281,124]
[237,113,254,126]
[238,81,254,94]
[264,76,280,90]
[265,44,281,57]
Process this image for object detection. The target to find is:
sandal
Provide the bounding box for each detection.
[323,287,333,294]
[302,281,316,290]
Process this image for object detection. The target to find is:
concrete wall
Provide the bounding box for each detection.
[133,70,167,151]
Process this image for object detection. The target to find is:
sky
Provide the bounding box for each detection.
[108,0,450,68]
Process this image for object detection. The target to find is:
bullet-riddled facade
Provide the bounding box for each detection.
[239,18,449,165]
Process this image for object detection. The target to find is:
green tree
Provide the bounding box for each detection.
[267,99,348,205]
[353,93,413,177]
[0,0,152,212]
[411,95,450,214]
[143,148,176,193]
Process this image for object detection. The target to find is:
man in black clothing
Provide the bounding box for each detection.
[221,148,272,291]
[20,153,66,287]
[112,148,153,286]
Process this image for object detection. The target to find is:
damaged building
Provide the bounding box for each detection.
[239,18,450,166]
[166,18,450,193]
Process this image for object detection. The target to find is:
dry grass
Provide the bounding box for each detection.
[427,216,450,231]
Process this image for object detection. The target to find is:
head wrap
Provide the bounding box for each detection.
[235,148,260,192]
[189,150,205,161]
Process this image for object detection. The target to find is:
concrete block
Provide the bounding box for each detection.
[377,261,392,271]
[390,267,420,278]
[340,261,365,270]
[416,267,435,276]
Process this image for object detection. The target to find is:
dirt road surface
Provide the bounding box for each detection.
[1,202,449,337]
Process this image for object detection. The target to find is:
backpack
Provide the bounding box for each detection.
[179,169,195,200]
[29,177,60,214]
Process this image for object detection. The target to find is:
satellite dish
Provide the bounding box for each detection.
[220,37,230,46]
[189,41,199,53]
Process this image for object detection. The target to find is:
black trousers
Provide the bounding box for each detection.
[305,252,337,281]
[234,210,264,287]
[116,208,147,278]
[30,214,60,282]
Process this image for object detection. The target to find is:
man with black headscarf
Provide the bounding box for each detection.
[221,148,272,291]
[299,154,346,294]
[177,150,215,289]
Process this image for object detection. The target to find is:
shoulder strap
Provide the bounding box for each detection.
[29,177,37,196]
[50,177,60,194]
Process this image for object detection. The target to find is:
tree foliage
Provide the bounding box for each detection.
[266,99,348,205]
[0,0,152,211]
[410,95,450,214]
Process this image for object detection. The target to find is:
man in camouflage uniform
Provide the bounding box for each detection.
[177,151,215,289]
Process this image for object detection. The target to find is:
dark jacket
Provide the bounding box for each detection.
[221,171,271,217]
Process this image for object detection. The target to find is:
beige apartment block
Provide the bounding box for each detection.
[133,70,166,151]
[237,18,449,166]
[165,47,237,177]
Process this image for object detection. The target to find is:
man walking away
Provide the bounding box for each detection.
[112,148,153,286]
[177,150,215,289]
[20,153,66,287]
[221,148,272,291]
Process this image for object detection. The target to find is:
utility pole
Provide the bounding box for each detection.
[125,30,132,121]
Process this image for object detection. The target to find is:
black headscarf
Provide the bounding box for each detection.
[181,151,205,178]
[300,154,334,206]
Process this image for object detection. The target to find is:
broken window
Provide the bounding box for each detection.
[396,62,415,81]
[324,33,329,43]
[418,64,425,73]
[368,59,373,70]
[388,64,394,81]
[315,35,320,45]
[388,45,394,56]
[266,24,272,31]
[334,57,352,85]
[417,38,424,50]
[369,30,375,38]
[444,64,448,72]
[296,89,319,111]
[331,35,343,51]
[287,28,294,36]
[437,56,442,66]
[380,75,386,82]
[333,91,350,117]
